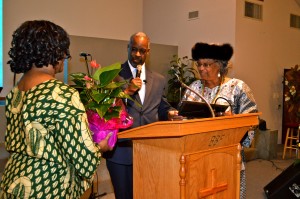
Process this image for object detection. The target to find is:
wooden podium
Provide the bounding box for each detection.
[118,113,260,199]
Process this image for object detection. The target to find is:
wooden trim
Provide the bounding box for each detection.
[118,113,261,139]
[179,155,186,199]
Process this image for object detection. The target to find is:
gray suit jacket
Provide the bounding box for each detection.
[104,61,173,165]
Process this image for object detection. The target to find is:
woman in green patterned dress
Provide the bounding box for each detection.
[0,20,112,199]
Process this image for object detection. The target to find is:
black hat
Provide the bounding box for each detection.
[192,42,233,61]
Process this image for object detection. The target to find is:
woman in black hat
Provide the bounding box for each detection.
[181,42,258,199]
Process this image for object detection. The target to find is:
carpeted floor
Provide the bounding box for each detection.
[246,158,294,199]
[245,144,296,199]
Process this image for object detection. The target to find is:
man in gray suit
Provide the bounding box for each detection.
[104,32,177,199]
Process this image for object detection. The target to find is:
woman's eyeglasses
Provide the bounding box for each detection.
[195,61,217,68]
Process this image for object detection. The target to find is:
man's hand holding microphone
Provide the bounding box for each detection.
[124,65,143,95]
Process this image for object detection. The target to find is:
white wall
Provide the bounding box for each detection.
[143,0,300,143]
[143,0,236,57]
[2,0,143,97]
[235,0,300,142]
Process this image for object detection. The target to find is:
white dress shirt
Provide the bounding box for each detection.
[128,61,146,104]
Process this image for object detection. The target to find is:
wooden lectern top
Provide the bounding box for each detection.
[118,113,261,139]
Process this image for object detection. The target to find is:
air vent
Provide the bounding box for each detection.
[290,14,300,29]
[244,1,263,20]
[188,11,199,20]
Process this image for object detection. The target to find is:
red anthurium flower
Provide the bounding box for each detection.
[90,60,100,68]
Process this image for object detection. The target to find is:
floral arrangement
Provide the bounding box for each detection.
[70,54,134,147]
[284,64,300,122]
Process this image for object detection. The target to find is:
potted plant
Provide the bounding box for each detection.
[70,54,135,147]
[167,55,198,107]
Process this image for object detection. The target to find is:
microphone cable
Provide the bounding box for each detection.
[214,96,233,116]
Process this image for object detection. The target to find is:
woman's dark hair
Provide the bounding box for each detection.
[8,20,71,73]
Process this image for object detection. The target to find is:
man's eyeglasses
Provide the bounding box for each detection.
[195,61,217,68]
[130,47,149,55]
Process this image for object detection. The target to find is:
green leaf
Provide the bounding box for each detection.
[93,62,121,81]
[72,79,86,87]
[100,97,115,106]
[85,101,99,109]
[104,112,118,121]
[99,69,122,87]
[109,87,123,97]
[103,81,126,89]
[69,72,86,79]
[79,92,90,104]
[95,104,111,118]
[103,106,122,121]
[91,90,108,103]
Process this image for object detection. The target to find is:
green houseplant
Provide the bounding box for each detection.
[69,55,135,147]
[70,60,132,121]
[167,55,198,107]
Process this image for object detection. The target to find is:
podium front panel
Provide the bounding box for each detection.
[120,114,260,199]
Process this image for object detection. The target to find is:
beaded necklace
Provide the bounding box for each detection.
[201,76,224,104]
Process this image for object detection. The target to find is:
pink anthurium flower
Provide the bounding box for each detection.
[84,75,92,81]
[84,76,94,89]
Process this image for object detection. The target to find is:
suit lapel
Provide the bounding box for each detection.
[120,62,133,80]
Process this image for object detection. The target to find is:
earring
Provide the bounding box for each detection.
[218,72,221,77]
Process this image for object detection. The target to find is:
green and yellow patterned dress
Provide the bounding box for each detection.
[0,79,102,199]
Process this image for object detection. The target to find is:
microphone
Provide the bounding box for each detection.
[173,68,215,118]
[136,65,142,78]
[79,52,91,57]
